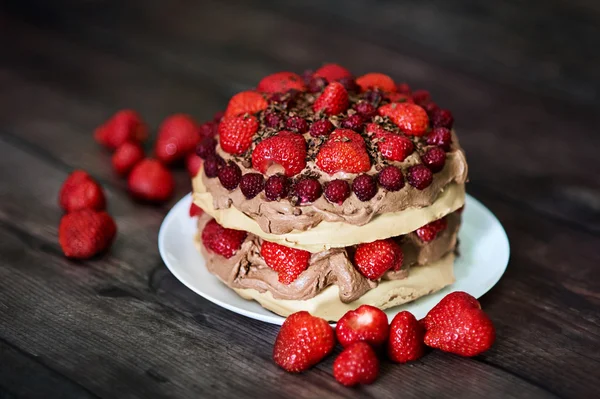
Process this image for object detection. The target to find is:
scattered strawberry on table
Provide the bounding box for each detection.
[272,291,496,387]
[58,107,220,259]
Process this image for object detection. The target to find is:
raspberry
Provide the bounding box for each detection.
[285,116,309,133]
[195,136,217,159]
[309,119,334,137]
[293,177,322,204]
[338,77,359,93]
[362,90,383,107]
[268,90,298,109]
[301,69,314,85]
[426,127,452,151]
[324,179,351,205]
[308,77,328,93]
[411,90,431,106]
[424,102,440,116]
[239,173,265,199]
[407,164,433,190]
[218,162,242,190]
[431,108,454,129]
[352,174,378,201]
[341,114,364,131]
[378,165,405,191]
[199,121,218,138]
[264,111,283,128]
[422,147,446,172]
[353,101,377,120]
[203,155,225,178]
[265,174,290,201]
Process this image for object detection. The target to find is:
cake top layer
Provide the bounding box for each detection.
[195,64,467,234]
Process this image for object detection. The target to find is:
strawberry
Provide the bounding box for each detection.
[387,311,425,363]
[336,305,389,347]
[396,82,411,94]
[273,311,335,373]
[423,291,495,357]
[218,115,259,155]
[58,209,117,259]
[378,103,429,136]
[224,91,268,117]
[386,92,414,103]
[314,63,352,82]
[313,82,349,116]
[356,73,396,93]
[112,142,144,176]
[367,123,414,162]
[94,109,147,150]
[333,342,379,387]
[421,291,480,330]
[252,131,307,177]
[59,170,106,213]
[201,219,247,259]
[416,217,448,242]
[185,153,203,177]
[155,114,200,164]
[189,203,204,217]
[257,72,306,93]
[316,129,370,175]
[127,159,175,203]
[353,239,403,280]
[261,241,311,284]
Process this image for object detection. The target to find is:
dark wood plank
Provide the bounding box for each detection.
[0,340,99,399]
[257,0,600,106]
[1,10,599,234]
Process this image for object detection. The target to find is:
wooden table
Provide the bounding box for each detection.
[1,1,599,398]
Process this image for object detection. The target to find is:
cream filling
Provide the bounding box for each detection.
[193,172,465,252]
[234,252,455,321]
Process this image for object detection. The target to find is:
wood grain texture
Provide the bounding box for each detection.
[0,0,599,398]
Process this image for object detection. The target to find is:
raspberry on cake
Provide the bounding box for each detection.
[190,64,469,320]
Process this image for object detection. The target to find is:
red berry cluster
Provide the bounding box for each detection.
[273,291,495,386]
[58,108,226,260]
[202,64,456,206]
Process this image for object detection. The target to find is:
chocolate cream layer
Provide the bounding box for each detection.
[196,211,461,303]
[202,132,467,235]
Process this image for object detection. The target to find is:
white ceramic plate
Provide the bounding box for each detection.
[159,193,509,325]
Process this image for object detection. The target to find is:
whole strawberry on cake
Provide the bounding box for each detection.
[192,64,468,321]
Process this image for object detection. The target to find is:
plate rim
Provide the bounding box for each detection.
[158,192,510,325]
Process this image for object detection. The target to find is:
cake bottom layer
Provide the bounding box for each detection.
[232,253,454,321]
